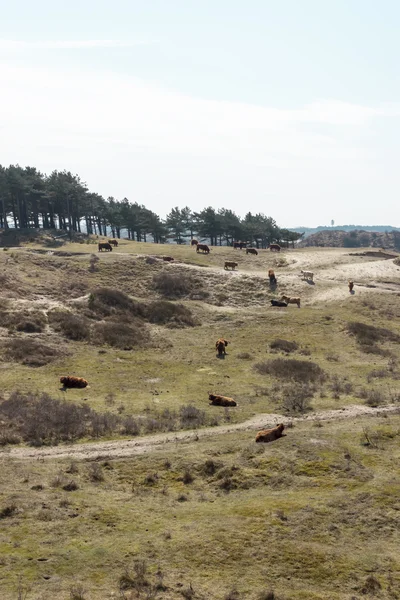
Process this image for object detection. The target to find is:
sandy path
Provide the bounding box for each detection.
[4,403,399,462]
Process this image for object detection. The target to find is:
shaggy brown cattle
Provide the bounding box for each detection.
[268,269,277,284]
[98,242,112,252]
[196,244,210,254]
[255,423,285,443]
[60,376,88,389]
[348,280,354,292]
[108,239,118,247]
[270,299,287,307]
[209,393,237,407]
[233,241,246,249]
[269,244,281,252]
[280,295,301,308]
[224,261,238,270]
[216,338,228,356]
[162,256,174,262]
[191,239,199,246]
[246,248,258,256]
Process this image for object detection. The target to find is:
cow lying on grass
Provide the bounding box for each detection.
[348,280,354,292]
[301,270,313,281]
[209,393,237,407]
[255,423,285,443]
[98,242,112,252]
[224,261,238,270]
[270,299,287,307]
[216,338,229,356]
[280,295,301,308]
[162,256,174,262]
[60,376,88,388]
[246,248,258,255]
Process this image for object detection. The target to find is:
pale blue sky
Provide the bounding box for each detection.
[1,0,399,226]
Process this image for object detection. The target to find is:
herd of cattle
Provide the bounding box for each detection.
[77,239,357,445]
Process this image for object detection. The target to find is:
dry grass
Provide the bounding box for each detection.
[0,240,399,599]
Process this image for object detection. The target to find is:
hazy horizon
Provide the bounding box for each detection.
[1,1,400,228]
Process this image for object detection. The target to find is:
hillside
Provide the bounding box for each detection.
[298,228,400,250]
[0,238,400,599]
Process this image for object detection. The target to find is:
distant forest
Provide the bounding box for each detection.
[0,165,303,248]
[292,225,400,238]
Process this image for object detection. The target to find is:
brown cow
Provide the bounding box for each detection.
[280,295,301,308]
[256,423,285,443]
[268,269,277,284]
[224,261,238,270]
[233,241,246,249]
[348,280,354,293]
[269,244,281,252]
[191,239,199,247]
[108,239,118,247]
[246,248,258,256]
[216,338,228,356]
[197,244,210,254]
[162,256,174,262]
[98,242,112,252]
[209,393,237,407]
[60,376,88,389]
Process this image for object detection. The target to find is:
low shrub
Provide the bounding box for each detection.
[48,310,90,341]
[347,321,400,346]
[281,384,314,413]
[270,339,298,353]
[145,300,197,327]
[88,288,146,318]
[92,321,147,350]
[254,358,326,383]
[153,271,193,298]
[4,338,64,366]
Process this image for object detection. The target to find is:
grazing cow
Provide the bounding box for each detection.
[209,393,237,407]
[224,261,238,270]
[60,376,88,389]
[270,299,287,307]
[233,241,247,250]
[191,239,199,247]
[255,423,285,443]
[268,269,277,284]
[269,244,281,252]
[216,338,229,356]
[301,270,314,281]
[196,244,210,254]
[280,295,301,308]
[246,248,258,256]
[162,256,174,262]
[348,280,354,292]
[98,242,112,252]
[108,239,118,247]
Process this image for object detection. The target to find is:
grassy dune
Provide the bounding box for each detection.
[0,239,399,599]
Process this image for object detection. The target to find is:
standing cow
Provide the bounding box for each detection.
[246,248,258,256]
[98,242,112,252]
[108,239,118,247]
[216,338,228,357]
[269,244,281,252]
[348,280,354,293]
[197,244,210,254]
[191,239,199,247]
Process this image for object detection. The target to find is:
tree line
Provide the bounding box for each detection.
[0,164,303,247]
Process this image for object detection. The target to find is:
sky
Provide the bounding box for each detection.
[0,0,399,228]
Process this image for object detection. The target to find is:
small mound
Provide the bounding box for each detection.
[254,358,326,383]
[145,300,197,328]
[3,338,66,367]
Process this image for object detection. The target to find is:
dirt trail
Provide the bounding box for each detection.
[4,403,399,462]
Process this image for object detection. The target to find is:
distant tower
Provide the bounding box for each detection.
[331,220,334,227]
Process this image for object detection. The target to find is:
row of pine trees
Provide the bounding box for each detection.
[0,165,303,247]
